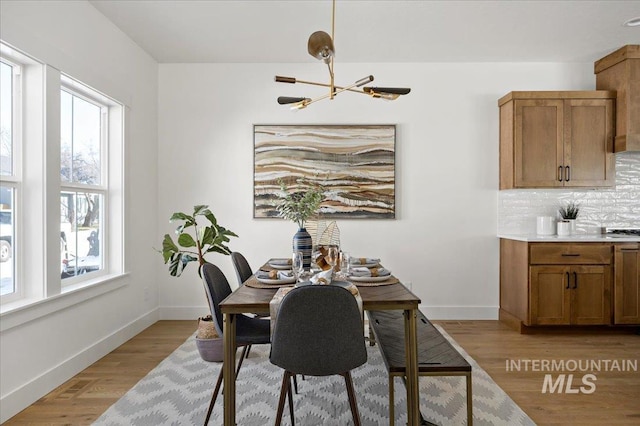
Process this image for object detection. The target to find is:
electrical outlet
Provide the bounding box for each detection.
[144,287,149,301]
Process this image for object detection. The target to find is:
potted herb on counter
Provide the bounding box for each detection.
[558,201,580,235]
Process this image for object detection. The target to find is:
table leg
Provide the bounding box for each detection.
[223,313,237,425]
[466,372,473,425]
[403,308,419,425]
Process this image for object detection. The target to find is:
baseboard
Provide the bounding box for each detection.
[159,305,499,321]
[0,308,159,423]
[420,305,499,320]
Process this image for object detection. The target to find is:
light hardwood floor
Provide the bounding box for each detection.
[4,320,640,425]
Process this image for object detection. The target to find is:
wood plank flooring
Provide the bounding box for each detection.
[4,320,196,425]
[4,320,640,425]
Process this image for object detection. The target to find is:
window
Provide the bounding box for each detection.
[60,87,106,282]
[1,40,125,311]
[0,56,21,299]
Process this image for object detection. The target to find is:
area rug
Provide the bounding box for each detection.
[93,326,534,425]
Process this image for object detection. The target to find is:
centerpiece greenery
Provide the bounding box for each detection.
[158,205,237,277]
[558,201,580,220]
[275,179,324,228]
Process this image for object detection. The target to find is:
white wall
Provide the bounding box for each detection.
[158,61,595,321]
[0,1,158,421]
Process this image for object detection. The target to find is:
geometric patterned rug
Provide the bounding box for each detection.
[93,326,535,425]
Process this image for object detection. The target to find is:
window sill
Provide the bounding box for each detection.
[0,272,130,332]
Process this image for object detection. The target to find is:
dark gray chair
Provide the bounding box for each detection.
[200,263,292,425]
[270,285,368,426]
[231,251,253,287]
[229,252,301,392]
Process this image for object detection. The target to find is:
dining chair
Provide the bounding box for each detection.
[200,263,293,425]
[230,251,302,393]
[270,285,368,426]
[230,251,253,287]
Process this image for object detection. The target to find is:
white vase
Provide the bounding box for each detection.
[567,219,576,234]
[557,221,572,236]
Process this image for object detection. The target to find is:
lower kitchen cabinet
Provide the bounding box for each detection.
[500,239,616,331]
[531,265,611,325]
[614,243,640,324]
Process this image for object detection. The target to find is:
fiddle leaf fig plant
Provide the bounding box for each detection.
[159,205,238,277]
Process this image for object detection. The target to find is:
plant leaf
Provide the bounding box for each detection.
[170,212,192,222]
[193,205,208,216]
[168,253,183,276]
[201,226,214,246]
[162,234,179,263]
[178,233,197,247]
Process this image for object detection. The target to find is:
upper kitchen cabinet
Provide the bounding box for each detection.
[595,45,640,152]
[499,91,615,190]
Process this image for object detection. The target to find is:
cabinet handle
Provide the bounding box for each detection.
[573,271,578,289]
[558,166,563,182]
[561,253,580,257]
[565,166,570,182]
[566,272,570,289]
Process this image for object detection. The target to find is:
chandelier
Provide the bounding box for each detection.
[275,0,411,109]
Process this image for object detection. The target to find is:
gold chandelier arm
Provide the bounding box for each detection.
[295,75,373,108]
[275,75,375,95]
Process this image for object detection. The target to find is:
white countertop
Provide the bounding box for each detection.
[498,233,640,243]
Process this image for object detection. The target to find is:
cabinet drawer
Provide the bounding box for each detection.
[530,244,612,265]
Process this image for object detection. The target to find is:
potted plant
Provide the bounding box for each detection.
[275,179,324,269]
[159,205,237,277]
[558,201,580,235]
[158,205,238,362]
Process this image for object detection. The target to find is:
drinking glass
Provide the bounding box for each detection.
[327,246,339,272]
[292,251,304,282]
[340,251,351,277]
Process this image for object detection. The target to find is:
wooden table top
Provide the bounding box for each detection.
[220,280,421,314]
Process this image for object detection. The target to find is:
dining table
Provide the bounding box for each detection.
[220,261,422,425]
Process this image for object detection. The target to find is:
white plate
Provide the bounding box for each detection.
[256,276,297,285]
[350,262,379,268]
[348,275,391,282]
[269,260,292,270]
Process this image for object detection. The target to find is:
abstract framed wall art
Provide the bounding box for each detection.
[253,124,396,219]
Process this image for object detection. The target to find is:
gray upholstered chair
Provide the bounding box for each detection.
[229,252,301,392]
[270,285,367,426]
[231,251,253,287]
[200,263,292,425]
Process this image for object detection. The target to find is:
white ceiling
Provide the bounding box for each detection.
[89,0,640,64]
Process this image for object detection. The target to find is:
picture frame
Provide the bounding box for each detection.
[253,124,396,219]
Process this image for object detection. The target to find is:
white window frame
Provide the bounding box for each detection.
[59,82,109,286]
[0,41,126,316]
[0,51,24,304]
[58,74,125,293]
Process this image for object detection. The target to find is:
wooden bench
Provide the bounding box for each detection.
[367,310,473,425]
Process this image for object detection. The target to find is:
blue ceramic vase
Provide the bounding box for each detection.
[292,228,313,269]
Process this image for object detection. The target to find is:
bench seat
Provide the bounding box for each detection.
[367,310,473,425]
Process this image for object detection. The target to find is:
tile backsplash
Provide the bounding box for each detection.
[498,152,640,234]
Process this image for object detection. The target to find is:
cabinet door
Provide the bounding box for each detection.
[571,266,612,325]
[530,266,571,325]
[614,246,640,324]
[514,100,564,188]
[564,99,614,187]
